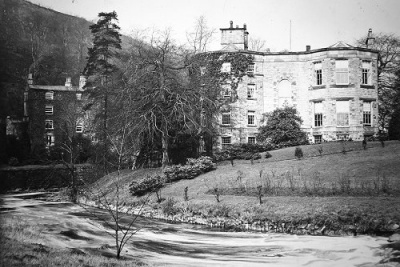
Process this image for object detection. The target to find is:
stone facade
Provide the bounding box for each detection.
[212,22,379,149]
[25,75,90,152]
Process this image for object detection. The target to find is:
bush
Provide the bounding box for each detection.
[129,174,165,197]
[265,152,272,159]
[161,197,180,216]
[257,107,309,146]
[8,157,19,166]
[295,147,303,159]
[163,156,216,182]
[214,143,274,162]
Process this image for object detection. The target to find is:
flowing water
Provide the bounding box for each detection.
[0,193,390,266]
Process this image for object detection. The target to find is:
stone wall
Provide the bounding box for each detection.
[0,164,100,192]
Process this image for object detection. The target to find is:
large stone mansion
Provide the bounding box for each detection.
[208,21,379,148]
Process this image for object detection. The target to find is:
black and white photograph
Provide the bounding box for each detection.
[1,0,400,266]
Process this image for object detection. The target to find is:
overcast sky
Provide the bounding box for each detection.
[28,0,400,52]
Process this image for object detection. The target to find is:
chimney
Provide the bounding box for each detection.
[230,21,233,29]
[79,76,86,90]
[28,73,33,85]
[65,77,71,88]
[306,45,311,52]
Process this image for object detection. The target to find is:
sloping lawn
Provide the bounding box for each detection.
[88,141,400,234]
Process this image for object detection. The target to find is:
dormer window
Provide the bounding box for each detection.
[45,91,54,100]
[221,62,231,73]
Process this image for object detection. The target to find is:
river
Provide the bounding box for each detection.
[0,192,391,266]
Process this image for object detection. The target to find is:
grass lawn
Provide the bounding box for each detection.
[88,141,400,234]
[0,214,146,267]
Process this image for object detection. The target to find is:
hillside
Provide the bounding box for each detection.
[88,141,400,235]
[0,0,132,119]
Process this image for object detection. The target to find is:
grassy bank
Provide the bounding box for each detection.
[0,214,146,267]
[88,141,400,235]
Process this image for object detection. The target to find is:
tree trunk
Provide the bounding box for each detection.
[161,131,169,168]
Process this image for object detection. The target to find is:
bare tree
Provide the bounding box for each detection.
[123,29,202,168]
[356,32,400,131]
[186,16,216,54]
[22,10,50,78]
[249,36,269,52]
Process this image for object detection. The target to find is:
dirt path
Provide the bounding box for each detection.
[0,193,392,266]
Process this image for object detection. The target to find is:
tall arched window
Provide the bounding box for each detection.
[278,80,292,108]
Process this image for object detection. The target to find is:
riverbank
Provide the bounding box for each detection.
[1,193,399,266]
[86,141,400,237]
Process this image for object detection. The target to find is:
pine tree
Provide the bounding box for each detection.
[83,11,122,174]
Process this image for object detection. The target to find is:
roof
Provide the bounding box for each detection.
[29,85,84,92]
[328,41,354,48]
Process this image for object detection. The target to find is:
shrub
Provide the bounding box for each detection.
[163,156,216,182]
[161,197,180,216]
[8,157,19,166]
[295,147,303,159]
[265,152,272,159]
[214,143,273,162]
[129,174,165,197]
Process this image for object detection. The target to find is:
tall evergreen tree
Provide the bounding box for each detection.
[83,11,122,173]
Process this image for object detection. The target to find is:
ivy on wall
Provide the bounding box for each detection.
[189,52,254,152]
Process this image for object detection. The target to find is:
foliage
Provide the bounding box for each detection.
[190,52,254,154]
[294,147,303,159]
[388,69,400,140]
[265,152,272,159]
[161,197,180,216]
[356,33,400,131]
[257,107,308,146]
[163,156,216,182]
[83,11,122,174]
[214,143,274,161]
[129,174,165,197]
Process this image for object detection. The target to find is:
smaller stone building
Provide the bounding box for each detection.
[25,74,90,152]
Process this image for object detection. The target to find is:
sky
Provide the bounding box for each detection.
[27,0,400,52]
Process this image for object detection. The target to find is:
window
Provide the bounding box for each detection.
[278,80,292,107]
[362,61,371,85]
[200,66,207,76]
[248,137,256,144]
[314,62,322,85]
[247,84,256,99]
[221,136,231,148]
[221,112,231,125]
[76,122,84,133]
[221,62,231,73]
[336,101,349,126]
[314,135,322,144]
[363,101,372,126]
[314,102,323,127]
[45,91,54,100]
[45,105,53,115]
[76,93,82,100]
[222,84,231,97]
[45,133,55,147]
[335,60,349,85]
[247,111,255,125]
[45,120,53,129]
[247,64,255,75]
